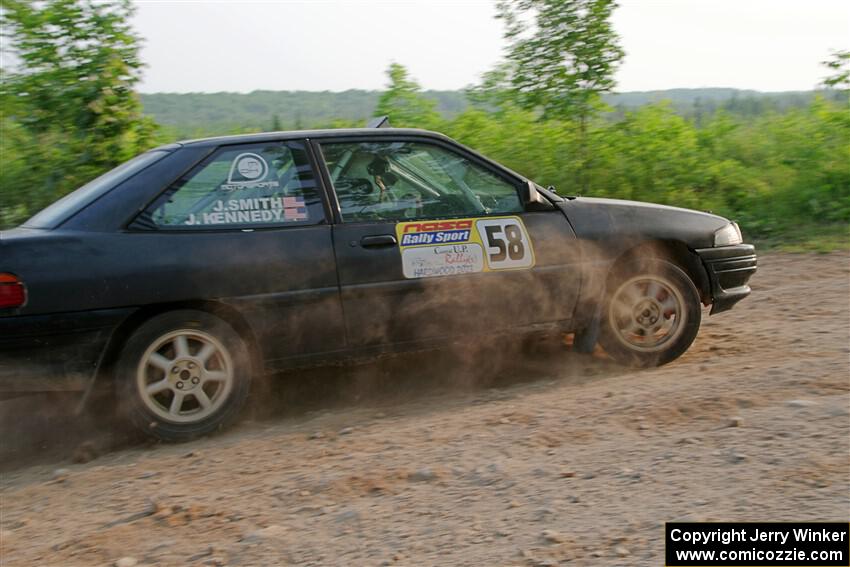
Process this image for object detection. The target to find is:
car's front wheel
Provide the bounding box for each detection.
[117,310,252,441]
[598,260,701,367]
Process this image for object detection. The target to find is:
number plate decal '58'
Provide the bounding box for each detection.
[395,216,535,279]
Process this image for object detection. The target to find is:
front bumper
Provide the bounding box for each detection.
[695,244,757,314]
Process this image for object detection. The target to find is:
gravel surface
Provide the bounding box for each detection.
[1,251,848,566]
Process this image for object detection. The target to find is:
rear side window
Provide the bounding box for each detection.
[24,150,171,229]
[137,141,324,229]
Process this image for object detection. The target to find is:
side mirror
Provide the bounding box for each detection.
[521,180,548,210]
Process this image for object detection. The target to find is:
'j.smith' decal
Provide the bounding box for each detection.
[395,216,534,279]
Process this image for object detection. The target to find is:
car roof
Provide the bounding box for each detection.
[169,127,454,149]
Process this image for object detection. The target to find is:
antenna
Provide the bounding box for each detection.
[366,115,390,128]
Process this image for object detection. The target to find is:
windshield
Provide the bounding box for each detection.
[22,150,172,229]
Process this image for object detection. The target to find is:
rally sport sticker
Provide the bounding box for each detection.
[395,216,535,279]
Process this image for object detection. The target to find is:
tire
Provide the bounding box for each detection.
[598,260,701,367]
[116,310,252,442]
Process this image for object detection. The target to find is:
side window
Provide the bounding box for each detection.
[319,141,523,222]
[138,141,324,229]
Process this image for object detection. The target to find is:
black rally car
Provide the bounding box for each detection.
[0,125,756,440]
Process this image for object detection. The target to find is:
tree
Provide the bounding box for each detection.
[465,64,514,112]
[821,50,850,92]
[374,63,440,127]
[497,0,624,121]
[0,0,156,227]
[496,0,624,190]
[270,113,283,131]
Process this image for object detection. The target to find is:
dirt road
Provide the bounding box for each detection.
[1,251,848,567]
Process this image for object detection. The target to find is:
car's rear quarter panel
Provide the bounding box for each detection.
[1,225,347,386]
[0,141,347,390]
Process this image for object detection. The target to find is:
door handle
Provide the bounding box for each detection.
[360,234,398,248]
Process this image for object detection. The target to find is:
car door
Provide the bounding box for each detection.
[129,139,346,366]
[314,135,581,349]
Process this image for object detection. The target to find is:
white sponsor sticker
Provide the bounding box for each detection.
[395,216,535,279]
[401,243,485,279]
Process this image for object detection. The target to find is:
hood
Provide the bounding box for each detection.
[572,196,728,223]
[559,196,732,249]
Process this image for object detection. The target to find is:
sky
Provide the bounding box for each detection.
[131,0,850,94]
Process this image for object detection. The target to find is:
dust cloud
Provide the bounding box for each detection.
[1,252,847,566]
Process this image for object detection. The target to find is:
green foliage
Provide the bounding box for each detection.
[496,0,624,122]
[270,113,283,131]
[441,96,850,240]
[495,0,624,192]
[0,2,845,250]
[592,104,704,206]
[137,89,469,139]
[0,0,157,227]
[821,50,850,91]
[136,87,841,139]
[374,63,442,128]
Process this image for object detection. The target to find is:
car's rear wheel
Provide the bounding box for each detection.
[117,310,251,441]
[598,260,701,367]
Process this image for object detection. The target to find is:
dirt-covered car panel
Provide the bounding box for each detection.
[0,127,756,439]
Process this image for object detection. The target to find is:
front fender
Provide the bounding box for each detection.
[555,197,734,327]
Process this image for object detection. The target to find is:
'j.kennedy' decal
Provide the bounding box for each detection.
[395,216,535,279]
[183,196,308,226]
[182,152,310,226]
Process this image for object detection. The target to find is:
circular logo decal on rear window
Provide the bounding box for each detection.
[226,152,269,185]
[236,156,265,180]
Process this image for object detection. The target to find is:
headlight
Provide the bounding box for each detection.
[714,222,742,246]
